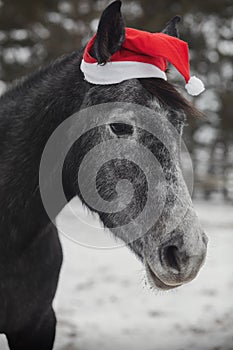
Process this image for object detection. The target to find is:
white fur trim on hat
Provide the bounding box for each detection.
[185,76,205,96]
[80,60,167,85]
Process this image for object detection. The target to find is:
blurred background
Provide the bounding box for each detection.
[0,0,232,200]
[0,1,233,350]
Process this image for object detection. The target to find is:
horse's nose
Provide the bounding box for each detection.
[161,245,188,272]
[157,233,207,286]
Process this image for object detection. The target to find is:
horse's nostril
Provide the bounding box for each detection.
[162,245,185,272]
[156,235,207,285]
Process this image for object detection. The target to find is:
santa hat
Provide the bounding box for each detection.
[81,27,205,96]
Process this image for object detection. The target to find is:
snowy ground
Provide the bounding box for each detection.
[1,199,233,350]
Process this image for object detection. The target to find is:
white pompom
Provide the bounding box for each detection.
[185,76,205,96]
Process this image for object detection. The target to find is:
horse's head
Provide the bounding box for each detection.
[71,1,208,290]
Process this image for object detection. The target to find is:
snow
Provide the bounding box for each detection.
[3,47,31,65]
[0,199,233,349]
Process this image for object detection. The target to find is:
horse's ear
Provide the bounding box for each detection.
[161,16,181,38]
[91,0,125,64]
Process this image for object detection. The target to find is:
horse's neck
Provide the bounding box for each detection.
[0,50,87,231]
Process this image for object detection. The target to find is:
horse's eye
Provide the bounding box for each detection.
[109,123,134,136]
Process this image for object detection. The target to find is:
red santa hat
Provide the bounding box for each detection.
[81,27,205,96]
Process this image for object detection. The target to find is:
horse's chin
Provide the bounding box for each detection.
[145,263,182,291]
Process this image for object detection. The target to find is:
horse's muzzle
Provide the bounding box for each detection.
[145,231,208,290]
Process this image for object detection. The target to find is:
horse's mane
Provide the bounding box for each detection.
[139,78,203,118]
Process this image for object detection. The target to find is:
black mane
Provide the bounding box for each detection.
[139,78,203,118]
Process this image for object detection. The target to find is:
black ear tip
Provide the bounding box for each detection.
[172,15,182,23]
[108,0,122,11]
[162,15,181,37]
[101,1,122,20]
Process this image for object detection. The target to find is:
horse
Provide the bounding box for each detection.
[0,1,208,349]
